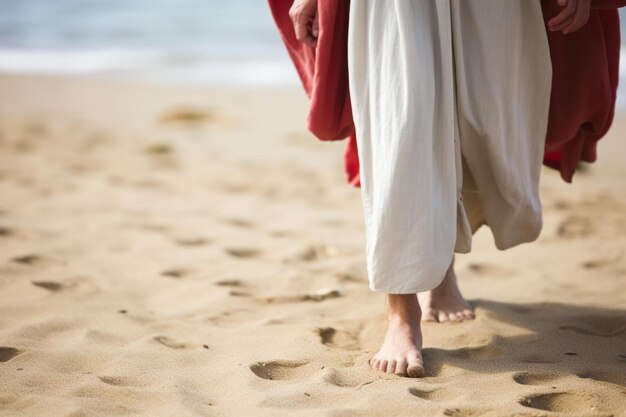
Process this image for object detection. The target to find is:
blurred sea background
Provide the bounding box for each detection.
[0,0,624,109]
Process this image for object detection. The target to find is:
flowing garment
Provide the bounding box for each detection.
[347,0,552,293]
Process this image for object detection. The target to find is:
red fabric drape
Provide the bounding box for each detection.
[268,0,624,187]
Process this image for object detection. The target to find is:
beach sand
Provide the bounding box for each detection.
[0,73,624,416]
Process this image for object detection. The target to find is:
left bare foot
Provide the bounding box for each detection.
[417,255,475,322]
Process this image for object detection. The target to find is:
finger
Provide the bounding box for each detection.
[563,0,590,33]
[289,3,318,48]
[303,33,317,48]
[311,12,319,38]
[548,10,573,30]
[292,16,308,41]
[548,1,576,28]
[294,21,316,48]
[550,13,575,32]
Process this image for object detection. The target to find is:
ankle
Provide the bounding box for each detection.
[385,294,421,323]
[431,270,458,295]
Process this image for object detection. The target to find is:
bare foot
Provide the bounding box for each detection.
[369,294,425,377]
[417,255,475,323]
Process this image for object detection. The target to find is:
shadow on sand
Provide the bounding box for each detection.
[422,298,626,387]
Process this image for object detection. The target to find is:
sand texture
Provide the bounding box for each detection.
[0,74,625,416]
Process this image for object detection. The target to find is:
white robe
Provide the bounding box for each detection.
[347,0,553,293]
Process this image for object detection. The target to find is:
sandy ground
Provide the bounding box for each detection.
[0,73,624,417]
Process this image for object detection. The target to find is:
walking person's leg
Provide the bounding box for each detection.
[419,158,483,322]
[348,0,461,376]
[347,0,551,377]
[419,0,552,324]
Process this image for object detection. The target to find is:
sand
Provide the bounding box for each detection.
[0,73,624,417]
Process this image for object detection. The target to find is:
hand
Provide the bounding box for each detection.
[548,0,591,34]
[289,0,319,48]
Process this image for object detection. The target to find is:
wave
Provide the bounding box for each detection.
[0,48,300,87]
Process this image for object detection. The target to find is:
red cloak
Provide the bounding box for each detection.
[268,0,624,186]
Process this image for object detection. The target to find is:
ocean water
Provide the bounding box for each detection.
[0,0,624,109]
[0,0,299,86]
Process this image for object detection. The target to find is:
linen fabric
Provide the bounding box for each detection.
[347,0,553,293]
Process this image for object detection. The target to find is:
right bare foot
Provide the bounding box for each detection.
[369,294,425,377]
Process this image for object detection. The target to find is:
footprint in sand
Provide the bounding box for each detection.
[519,392,607,414]
[224,247,260,259]
[442,408,495,417]
[335,262,368,284]
[558,315,625,337]
[134,223,171,233]
[553,199,572,211]
[512,372,562,386]
[98,375,142,387]
[143,143,173,155]
[465,262,513,276]
[576,370,626,387]
[282,245,339,263]
[557,215,595,239]
[158,107,215,125]
[215,279,244,287]
[409,387,457,402]
[249,359,310,381]
[173,237,210,247]
[160,268,193,279]
[0,347,22,362]
[0,226,14,237]
[269,230,296,238]
[263,288,342,304]
[317,327,360,350]
[581,256,620,269]
[222,218,256,228]
[11,254,42,265]
[229,290,251,297]
[31,281,64,292]
[320,367,362,388]
[153,335,192,350]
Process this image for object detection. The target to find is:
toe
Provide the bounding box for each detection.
[448,312,460,322]
[463,309,475,319]
[407,360,425,377]
[422,309,438,322]
[386,360,397,374]
[437,310,449,322]
[406,353,425,378]
[378,359,388,373]
[394,359,408,376]
[369,358,378,370]
[455,311,465,320]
